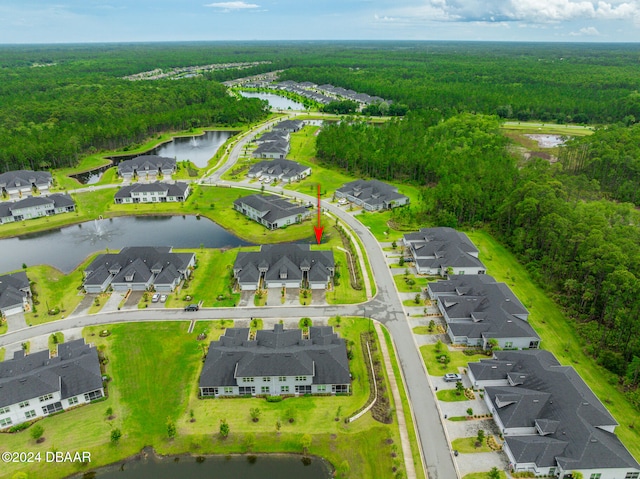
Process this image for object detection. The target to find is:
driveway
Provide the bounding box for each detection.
[286,288,300,305]
[123,291,144,310]
[5,312,27,332]
[71,294,96,317]
[237,291,253,307]
[266,289,282,306]
[311,289,326,305]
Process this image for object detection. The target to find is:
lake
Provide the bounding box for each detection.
[239,91,306,110]
[0,216,252,274]
[70,453,331,479]
[71,130,236,184]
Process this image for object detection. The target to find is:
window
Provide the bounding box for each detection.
[25,410,36,419]
[201,388,217,397]
[39,394,53,402]
[223,387,234,394]
[589,474,602,479]
[281,386,290,393]
[243,377,254,383]
[84,390,103,402]
[261,386,270,394]
[625,474,640,479]
[295,385,311,394]
[19,401,30,408]
[295,376,307,382]
[239,387,255,395]
[42,403,63,415]
[0,417,12,427]
[333,384,349,393]
[68,397,79,405]
[262,377,270,382]
[278,376,286,382]
[505,342,513,348]
[317,385,326,392]
[0,406,10,415]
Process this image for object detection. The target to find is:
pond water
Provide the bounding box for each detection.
[70,131,236,184]
[524,134,566,148]
[239,91,306,110]
[0,216,251,274]
[150,130,236,168]
[69,454,331,479]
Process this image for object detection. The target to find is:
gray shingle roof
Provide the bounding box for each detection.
[234,194,309,224]
[475,350,640,472]
[337,179,407,207]
[114,181,188,199]
[0,271,29,312]
[404,227,485,271]
[117,155,176,175]
[0,339,102,408]
[252,140,289,157]
[272,120,304,131]
[248,159,310,181]
[199,325,350,388]
[0,194,75,219]
[0,170,52,189]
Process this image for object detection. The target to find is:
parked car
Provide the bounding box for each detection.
[443,373,462,382]
[151,293,160,303]
[184,304,199,311]
[160,294,167,303]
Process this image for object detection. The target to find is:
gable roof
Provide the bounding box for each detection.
[252,140,289,157]
[248,159,310,180]
[0,339,102,408]
[404,227,485,271]
[0,271,30,312]
[337,179,407,207]
[430,275,538,343]
[0,194,74,219]
[114,181,189,198]
[234,194,308,224]
[272,119,304,131]
[233,244,334,284]
[199,324,350,387]
[476,350,640,472]
[117,155,176,174]
[0,170,52,189]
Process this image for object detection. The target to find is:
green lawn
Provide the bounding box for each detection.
[463,470,507,479]
[467,229,640,460]
[0,347,4,361]
[413,326,434,335]
[380,325,427,479]
[0,321,7,335]
[500,121,594,137]
[23,255,100,326]
[173,248,241,307]
[420,344,488,373]
[451,436,492,453]
[394,274,435,293]
[436,389,470,402]
[0,318,409,479]
[48,332,65,353]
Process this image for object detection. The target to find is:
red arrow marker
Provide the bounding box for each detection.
[313,183,324,244]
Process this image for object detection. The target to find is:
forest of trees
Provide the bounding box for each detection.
[316,113,640,406]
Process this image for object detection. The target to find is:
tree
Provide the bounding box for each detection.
[275,420,281,434]
[105,407,113,419]
[466,408,473,417]
[455,380,464,396]
[488,466,501,479]
[30,424,44,442]
[219,419,230,438]
[166,419,176,439]
[414,293,421,305]
[110,428,122,444]
[477,429,485,444]
[250,408,261,422]
[243,433,256,452]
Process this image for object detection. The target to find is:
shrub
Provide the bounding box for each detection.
[266,396,283,403]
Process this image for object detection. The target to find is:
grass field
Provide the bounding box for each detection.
[394,274,435,293]
[463,471,507,479]
[0,319,408,479]
[451,436,492,454]
[420,344,488,374]
[436,389,470,402]
[466,229,640,460]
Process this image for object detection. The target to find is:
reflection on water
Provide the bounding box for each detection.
[239,91,306,110]
[1,216,251,274]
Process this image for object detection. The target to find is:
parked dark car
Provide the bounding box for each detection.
[184,304,199,311]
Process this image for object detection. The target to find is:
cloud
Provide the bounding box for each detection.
[377,0,640,25]
[204,1,260,10]
[570,25,602,34]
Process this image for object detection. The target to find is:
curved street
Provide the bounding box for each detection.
[0,114,458,479]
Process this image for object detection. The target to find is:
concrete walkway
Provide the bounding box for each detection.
[375,321,421,479]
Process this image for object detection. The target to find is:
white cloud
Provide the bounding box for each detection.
[570,25,602,34]
[204,1,260,10]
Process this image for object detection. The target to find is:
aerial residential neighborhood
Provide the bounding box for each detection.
[0,41,639,479]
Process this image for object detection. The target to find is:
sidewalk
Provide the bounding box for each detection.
[374,321,421,479]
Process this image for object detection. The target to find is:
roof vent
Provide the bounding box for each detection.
[491,366,497,369]
[590,438,597,443]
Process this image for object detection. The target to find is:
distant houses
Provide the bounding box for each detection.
[252,140,290,159]
[0,194,76,225]
[0,272,31,317]
[0,170,52,199]
[335,179,409,211]
[114,181,190,204]
[247,159,311,184]
[272,119,304,133]
[250,120,304,161]
[233,194,311,230]
[469,350,640,479]
[403,227,486,276]
[83,246,195,293]
[0,339,104,429]
[199,324,350,398]
[233,244,334,291]
[428,275,540,350]
[117,155,176,180]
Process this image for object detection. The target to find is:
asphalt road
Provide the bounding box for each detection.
[0,115,458,479]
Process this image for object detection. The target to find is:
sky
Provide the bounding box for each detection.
[1,0,639,44]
